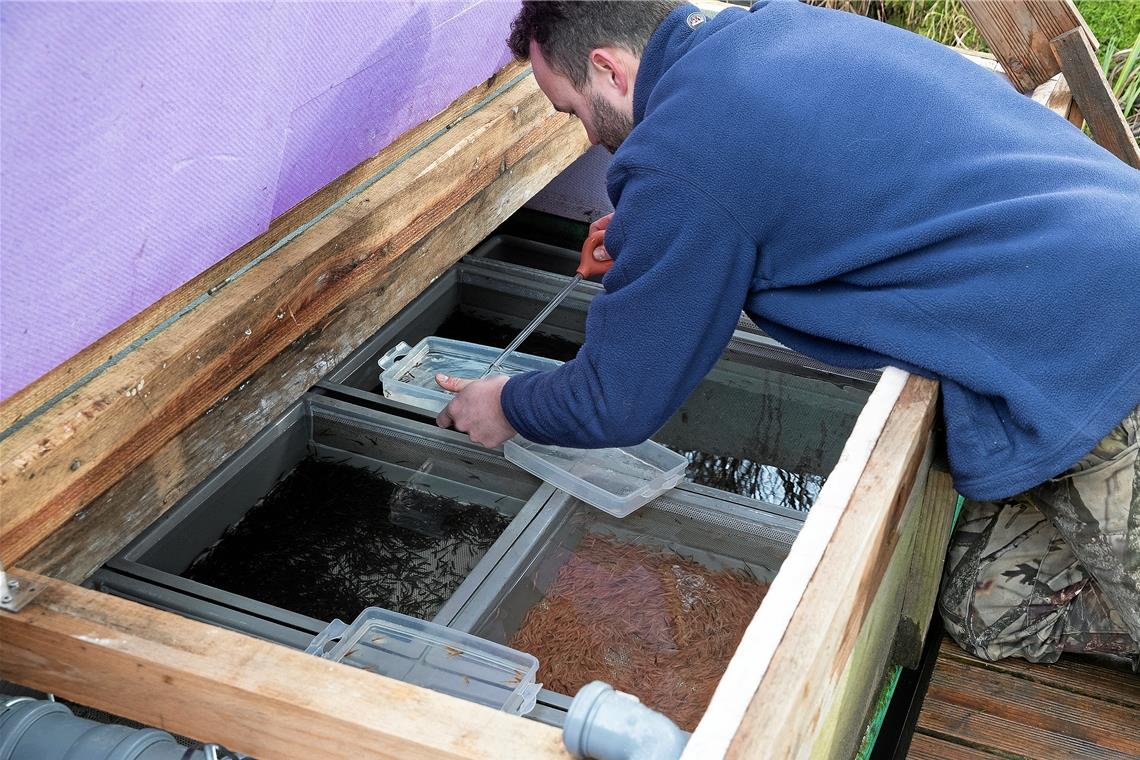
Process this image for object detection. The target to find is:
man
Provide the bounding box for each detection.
[435,0,1140,666]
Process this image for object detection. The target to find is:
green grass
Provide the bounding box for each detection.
[1075,0,1140,50]
[1099,32,1140,134]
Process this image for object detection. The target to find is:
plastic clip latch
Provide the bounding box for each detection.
[304,619,349,656]
[377,341,412,371]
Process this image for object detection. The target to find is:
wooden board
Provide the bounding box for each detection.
[957,48,1073,120]
[914,648,1140,760]
[960,0,1090,92]
[896,464,957,667]
[908,733,1005,759]
[0,67,587,568]
[681,370,942,759]
[0,571,570,760]
[936,637,1140,710]
[1051,27,1140,168]
[683,368,910,758]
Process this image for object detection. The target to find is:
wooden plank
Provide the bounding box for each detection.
[0,571,570,760]
[808,437,934,760]
[722,374,938,759]
[0,62,527,432]
[19,116,590,584]
[896,464,957,668]
[937,637,1140,710]
[960,0,1090,92]
[682,367,912,759]
[916,655,1140,759]
[0,70,586,568]
[1051,27,1140,168]
[907,733,1005,759]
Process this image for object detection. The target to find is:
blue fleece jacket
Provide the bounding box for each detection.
[501,1,1140,502]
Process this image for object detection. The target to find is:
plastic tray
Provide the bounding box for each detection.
[378,336,562,414]
[305,606,541,715]
[505,438,687,518]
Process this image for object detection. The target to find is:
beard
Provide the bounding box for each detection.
[590,92,634,153]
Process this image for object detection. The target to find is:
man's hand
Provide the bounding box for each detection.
[589,212,615,263]
[435,374,517,447]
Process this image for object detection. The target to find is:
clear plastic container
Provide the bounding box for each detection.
[379,335,687,517]
[505,438,687,518]
[305,606,541,715]
[377,336,562,414]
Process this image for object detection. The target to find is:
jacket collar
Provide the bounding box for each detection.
[633,3,716,124]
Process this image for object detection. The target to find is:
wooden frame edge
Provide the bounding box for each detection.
[0,571,570,760]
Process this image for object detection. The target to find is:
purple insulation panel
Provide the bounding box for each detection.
[0,1,519,399]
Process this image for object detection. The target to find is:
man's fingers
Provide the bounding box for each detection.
[588,212,614,235]
[436,373,473,392]
[436,405,454,429]
[593,244,612,262]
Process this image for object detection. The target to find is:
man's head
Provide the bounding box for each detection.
[508,1,680,152]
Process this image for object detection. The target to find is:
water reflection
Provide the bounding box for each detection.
[671,448,824,511]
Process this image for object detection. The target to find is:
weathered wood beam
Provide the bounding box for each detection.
[960,0,1091,92]
[1051,27,1140,168]
[722,374,938,759]
[0,67,588,568]
[20,115,589,584]
[896,463,958,668]
[0,571,570,760]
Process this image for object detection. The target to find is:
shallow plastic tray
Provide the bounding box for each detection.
[505,438,687,518]
[377,336,562,414]
[306,606,541,715]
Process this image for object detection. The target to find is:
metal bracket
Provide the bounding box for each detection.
[0,565,44,613]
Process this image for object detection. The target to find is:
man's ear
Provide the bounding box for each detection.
[588,47,630,96]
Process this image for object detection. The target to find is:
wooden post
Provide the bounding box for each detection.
[1051,28,1140,168]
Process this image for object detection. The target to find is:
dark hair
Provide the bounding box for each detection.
[508,1,681,88]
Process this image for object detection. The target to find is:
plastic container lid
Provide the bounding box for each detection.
[504,438,687,518]
[305,606,541,715]
[377,336,562,414]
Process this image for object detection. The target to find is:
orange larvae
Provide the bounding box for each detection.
[508,533,768,732]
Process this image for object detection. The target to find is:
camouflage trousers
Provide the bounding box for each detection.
[939,403,1140,666]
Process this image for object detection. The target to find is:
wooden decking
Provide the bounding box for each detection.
[909,636,1140,759]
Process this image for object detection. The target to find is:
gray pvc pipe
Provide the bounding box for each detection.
[0,696,225,760]
[563,682,689,760]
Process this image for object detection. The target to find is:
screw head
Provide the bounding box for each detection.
[1,594,11,605]
[6,579,18,589]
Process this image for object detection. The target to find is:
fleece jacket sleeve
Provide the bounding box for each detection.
[500,167,756,448]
